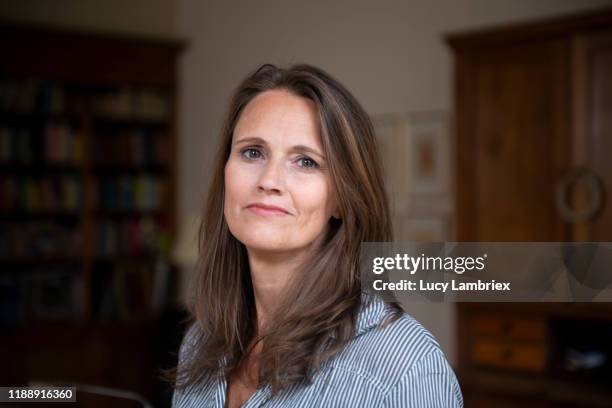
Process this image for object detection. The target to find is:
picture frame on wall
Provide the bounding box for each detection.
[372,111,451,197]
[372,111,453,242]
[405,111,451,195]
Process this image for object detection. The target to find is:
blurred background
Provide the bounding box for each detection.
[1,0,612,407]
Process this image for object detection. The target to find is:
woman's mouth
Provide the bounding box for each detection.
[246,203,290,216]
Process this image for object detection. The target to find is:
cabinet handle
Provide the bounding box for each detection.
[555,167,603,223]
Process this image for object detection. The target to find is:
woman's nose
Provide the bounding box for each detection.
[257,159,285,193]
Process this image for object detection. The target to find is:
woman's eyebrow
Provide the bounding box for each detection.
[233,136,267,146]
[291,145,325,160]
[233,137,325,160]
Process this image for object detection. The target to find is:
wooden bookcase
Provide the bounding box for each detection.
[447,8,612,408]
[0,23,183,405]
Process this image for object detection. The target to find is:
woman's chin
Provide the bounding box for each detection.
[243,239,293,252]
[238,233,302,254]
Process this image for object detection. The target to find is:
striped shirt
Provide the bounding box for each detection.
[172,292,463,407]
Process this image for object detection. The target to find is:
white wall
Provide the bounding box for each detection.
[177,0,612,364]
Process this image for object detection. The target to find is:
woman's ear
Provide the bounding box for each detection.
[329,195,341,220]
[332,208,341,220]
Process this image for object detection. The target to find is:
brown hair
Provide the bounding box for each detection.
[167,63,401,394]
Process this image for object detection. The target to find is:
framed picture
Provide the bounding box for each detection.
[405,112,450,195]
[372,111,451,197]
[373,111,453,243]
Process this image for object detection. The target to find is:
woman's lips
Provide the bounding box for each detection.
[246,204,290,216]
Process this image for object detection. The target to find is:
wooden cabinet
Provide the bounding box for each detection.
[454,38,570,242]
[448,9,612,408]
[573,30,612,242]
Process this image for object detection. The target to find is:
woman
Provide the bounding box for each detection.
[170,64,463,407]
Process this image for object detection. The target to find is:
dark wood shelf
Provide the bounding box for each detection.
[0,211,83,220]
[0,111,169,128]
[0,163,83,173]
[0,110,83,125]
[91,163,167,174]
[93,209,166,217]
[0,256,82,266]
[92,116,169,129]
[93,254,158,263]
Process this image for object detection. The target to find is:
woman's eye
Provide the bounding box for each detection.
[241,148,262,160]
[298,156,319,169]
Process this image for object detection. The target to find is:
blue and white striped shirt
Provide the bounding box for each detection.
[172,293,463,407]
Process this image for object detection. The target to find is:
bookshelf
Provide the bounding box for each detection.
[0,23,183,404]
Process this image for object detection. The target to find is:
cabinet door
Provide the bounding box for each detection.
[455,40,570,241]
[573,31,612,241]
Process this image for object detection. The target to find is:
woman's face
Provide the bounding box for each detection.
[224,89,338,255]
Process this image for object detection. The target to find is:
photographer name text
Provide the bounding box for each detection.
[372,279,511,292]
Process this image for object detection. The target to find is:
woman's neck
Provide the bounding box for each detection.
[246,247,310,334]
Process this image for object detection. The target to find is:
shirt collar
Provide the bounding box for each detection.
[355,292,389,337]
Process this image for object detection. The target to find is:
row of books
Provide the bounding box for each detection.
[0,126,35,164]
[96,216,169,257]
[0,78,172,120]
[0,79,65,114]
[0,257,171,326]
[1,124,168,167]
[92,129,168,166]
[0,268,84,327]
[94,175,165,212]
[91,87,171,120]
[0,176,82,213]
[0,221,82,260]
[45,122,85,163]
[92,258,171,321]
[0,123,84,165]
[93,264,152,321]
[0,273,24,326]
[0,175,166,213]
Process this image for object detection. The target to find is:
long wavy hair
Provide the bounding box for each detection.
[167,63,400,394]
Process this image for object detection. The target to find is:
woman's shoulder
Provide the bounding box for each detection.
[329,294,453,392]
[176,321,204,366]
[357,313,442,359]
[354,293,442,353]
[371,310,442,355]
